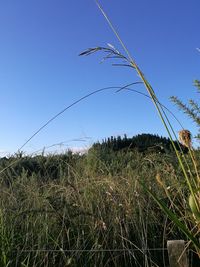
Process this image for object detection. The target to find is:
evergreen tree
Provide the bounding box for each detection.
[91,133,184,154]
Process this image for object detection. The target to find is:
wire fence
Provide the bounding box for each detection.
[18,248,168,253]
[10,245,200,267]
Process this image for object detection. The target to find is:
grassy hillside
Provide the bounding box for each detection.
[0,135,198,266]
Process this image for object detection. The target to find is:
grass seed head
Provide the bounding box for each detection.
[178,129,192,148]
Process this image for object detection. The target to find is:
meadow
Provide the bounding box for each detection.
[1,3,199,266]
[0,137,199,266]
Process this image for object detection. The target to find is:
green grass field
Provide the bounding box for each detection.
[0,139,198,266]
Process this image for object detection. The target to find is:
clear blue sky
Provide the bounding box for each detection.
[0,0,200,155]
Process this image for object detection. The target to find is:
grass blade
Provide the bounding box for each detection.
[141,182,200,249]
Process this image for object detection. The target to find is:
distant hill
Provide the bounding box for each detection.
[91,133,188,154]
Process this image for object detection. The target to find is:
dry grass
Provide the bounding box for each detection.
[0,150,186,266]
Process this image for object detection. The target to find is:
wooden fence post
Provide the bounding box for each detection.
[167,240,189,267]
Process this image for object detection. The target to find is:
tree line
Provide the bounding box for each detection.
[92,133,188,153]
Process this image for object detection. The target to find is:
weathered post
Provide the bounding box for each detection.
[167,240,189,267]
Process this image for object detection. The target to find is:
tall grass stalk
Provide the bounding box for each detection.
[80,0,200,251]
